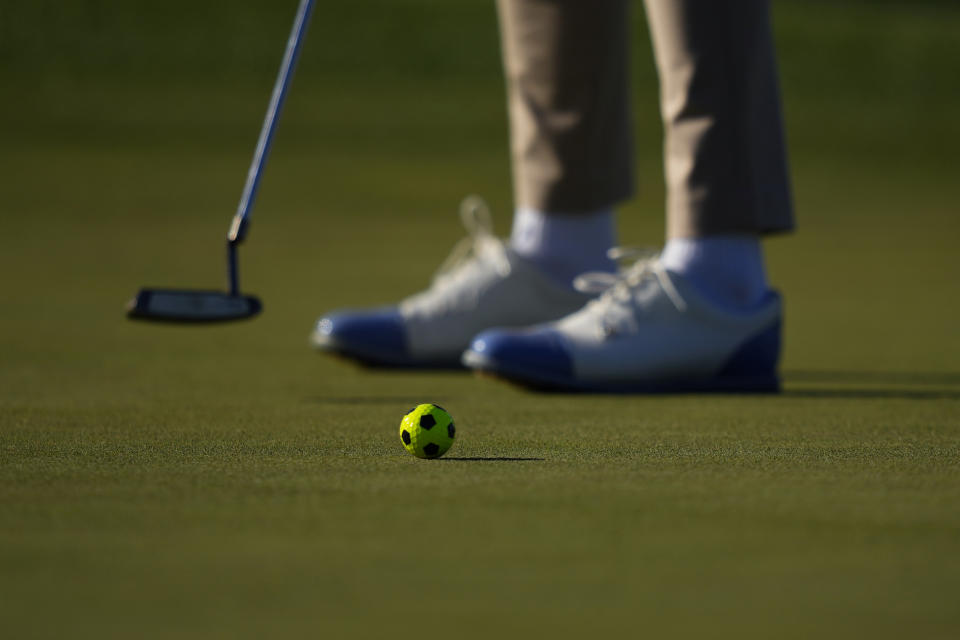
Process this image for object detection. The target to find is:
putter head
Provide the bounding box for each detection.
[126,288,262,323]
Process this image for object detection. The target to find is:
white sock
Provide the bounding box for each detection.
[660,235,768,310]
[510,207,616,287]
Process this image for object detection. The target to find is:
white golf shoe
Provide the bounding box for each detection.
[311,197,594,367]
[462,249,783,392]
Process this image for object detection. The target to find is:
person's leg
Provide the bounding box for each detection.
[647,0,793,238]
[647,0,793,310]
[312,0,632,367]
[499,0,632,285]
[498,0,633,214]
[464,0,794,391]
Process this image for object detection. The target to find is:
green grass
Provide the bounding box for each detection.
[1,1,959,637]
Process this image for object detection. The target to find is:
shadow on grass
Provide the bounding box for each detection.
[784,370,960,386]
[440,457,545,462]
[782,388,960,400]
[307,396,454,405]
[782,369,960,400]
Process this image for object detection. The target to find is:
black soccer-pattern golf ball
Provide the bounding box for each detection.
[399,404,456,459]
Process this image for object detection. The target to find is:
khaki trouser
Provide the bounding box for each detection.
[497,0,794,238]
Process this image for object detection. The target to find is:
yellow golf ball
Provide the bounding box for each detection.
[399,404,456,459]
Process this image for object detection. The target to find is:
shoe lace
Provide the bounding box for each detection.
[573,247,687,336]
[432,195,511,283]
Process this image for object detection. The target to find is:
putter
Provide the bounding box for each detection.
[127,0,315,323]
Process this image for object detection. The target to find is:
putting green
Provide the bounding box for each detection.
[1,2,958,637]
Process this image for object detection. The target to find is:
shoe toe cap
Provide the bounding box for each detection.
[312,308,409,364]
[465,328,574,386]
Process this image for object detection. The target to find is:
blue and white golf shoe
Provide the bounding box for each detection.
[462,250,782,392]
[311,197,593,367]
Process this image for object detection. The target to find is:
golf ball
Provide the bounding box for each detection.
[399,404,456,459]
